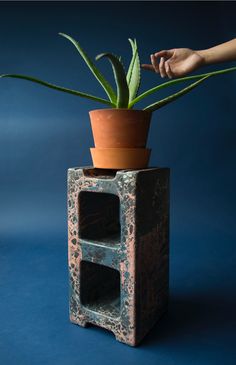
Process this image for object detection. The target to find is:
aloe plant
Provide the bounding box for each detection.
[1,32,236,112]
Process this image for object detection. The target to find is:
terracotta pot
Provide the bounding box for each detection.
[89,108,152,169]
[90,148,151,170]
[89,108,152,148]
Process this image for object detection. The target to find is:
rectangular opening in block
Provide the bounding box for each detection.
[80,261,120,318]
[79,191,120,245]
[83,168,118,179]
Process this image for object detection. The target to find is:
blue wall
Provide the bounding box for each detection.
[0,2,236,364]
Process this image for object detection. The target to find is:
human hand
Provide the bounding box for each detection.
[141,48,205,78]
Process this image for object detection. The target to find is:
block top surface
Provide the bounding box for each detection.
[68,166,169,180]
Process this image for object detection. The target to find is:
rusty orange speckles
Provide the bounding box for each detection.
[67,167,169,346]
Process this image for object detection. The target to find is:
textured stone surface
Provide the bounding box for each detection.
[67,166,169,346]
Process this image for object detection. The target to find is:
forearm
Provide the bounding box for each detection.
[197,38,236,65]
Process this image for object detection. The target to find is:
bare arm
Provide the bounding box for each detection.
[198,38,236,65]
[141,38,236,78]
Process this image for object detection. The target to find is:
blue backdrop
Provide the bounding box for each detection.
[0,1,235,364]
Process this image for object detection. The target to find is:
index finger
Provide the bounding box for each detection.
[141,64,155,72]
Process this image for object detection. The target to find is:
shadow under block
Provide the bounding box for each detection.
[67,167,169,346]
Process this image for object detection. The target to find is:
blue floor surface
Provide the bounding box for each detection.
[1,230,235,365]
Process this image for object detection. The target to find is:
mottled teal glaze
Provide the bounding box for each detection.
[67,167,169,346]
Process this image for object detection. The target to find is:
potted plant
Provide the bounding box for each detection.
[1,33,236,169]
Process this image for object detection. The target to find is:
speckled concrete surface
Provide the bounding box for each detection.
[67,167,169,346]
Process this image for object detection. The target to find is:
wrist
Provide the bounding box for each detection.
[196,49,210,66]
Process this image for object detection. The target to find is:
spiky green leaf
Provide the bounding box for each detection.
[144,75,210,112]
[59,32,116,103]
[130,65,236,108]
[96,53,129,108]
[126,39,141,104]
[0,74,113,105]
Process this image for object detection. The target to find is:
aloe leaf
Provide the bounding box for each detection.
[144,75,210,112]
[0,74,113,105]
[59,32,116,104]
[126,38,141,103]
[130,65,236,108]
[96,53,129,108]
[126,39,136,83]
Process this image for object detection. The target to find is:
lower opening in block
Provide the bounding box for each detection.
[80,261,120,318]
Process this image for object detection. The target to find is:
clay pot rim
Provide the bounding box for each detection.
[90,147,151,152]
[89,108,152,114]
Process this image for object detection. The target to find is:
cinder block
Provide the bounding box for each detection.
[67,166,169,346]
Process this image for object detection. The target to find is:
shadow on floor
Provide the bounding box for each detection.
[142,291,235,347]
